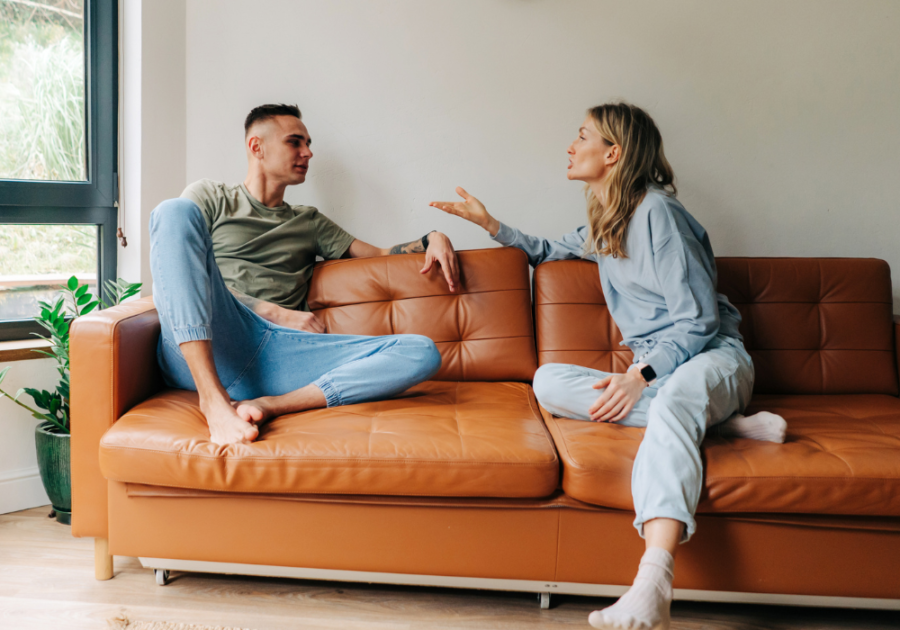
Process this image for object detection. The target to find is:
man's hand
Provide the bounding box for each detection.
[420,231,459,293]
[230,287,326,333]
[270,307,326,333]
[589,370,647,422]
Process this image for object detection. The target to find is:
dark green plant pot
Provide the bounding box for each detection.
[34,422,71,525]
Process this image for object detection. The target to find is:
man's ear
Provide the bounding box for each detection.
[247,134,264,160]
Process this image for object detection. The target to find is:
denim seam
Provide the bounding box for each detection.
[224,327,272,394]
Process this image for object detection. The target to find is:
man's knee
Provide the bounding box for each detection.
[532,363,571,409]
[150,198,206,236]
[402,334,442,379]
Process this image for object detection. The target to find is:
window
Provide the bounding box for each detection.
[0,0,117,341]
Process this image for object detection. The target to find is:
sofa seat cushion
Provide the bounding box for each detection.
[544,394,900,516]
[99,382,559,498]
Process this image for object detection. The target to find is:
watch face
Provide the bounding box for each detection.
[640,365,657,383]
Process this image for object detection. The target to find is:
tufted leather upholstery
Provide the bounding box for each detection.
[309,248,537,382]
[534,258,899,396]
[100,382,559,498]
[544,394,900,516]
[72,250,900,601]
[535,256,900,516]
[718,258,898,395]
[533,259,634,372]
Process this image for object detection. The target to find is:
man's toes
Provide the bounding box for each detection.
[242,424,259,442]
[236,403,264,423]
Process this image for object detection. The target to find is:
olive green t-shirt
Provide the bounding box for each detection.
[181,179,355,311]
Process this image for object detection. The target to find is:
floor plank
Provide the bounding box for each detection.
[1,507,898,630]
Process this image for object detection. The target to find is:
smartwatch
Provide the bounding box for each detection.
[639,364,657,385]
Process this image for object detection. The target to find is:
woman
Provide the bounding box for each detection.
[430,103,785,630]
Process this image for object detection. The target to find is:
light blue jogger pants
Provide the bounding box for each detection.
[533,336,754,541]
[149,198,442,405]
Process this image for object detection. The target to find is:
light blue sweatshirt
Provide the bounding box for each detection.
[492,188,743,379]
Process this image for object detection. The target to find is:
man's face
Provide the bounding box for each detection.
[247,115,313,186]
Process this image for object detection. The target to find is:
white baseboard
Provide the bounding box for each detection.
[139,557,900,611]
[0,466,50,515]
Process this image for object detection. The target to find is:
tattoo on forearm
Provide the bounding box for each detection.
[389,239,426,255]
[228,287,265,313]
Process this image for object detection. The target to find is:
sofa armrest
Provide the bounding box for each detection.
[70,296,161,538]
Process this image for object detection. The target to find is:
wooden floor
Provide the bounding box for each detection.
[1,507,898,630]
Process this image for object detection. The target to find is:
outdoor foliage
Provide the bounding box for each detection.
[0,275,141,434]
[0,224,96,275]
[0,0,85,181]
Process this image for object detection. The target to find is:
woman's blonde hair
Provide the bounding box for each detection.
[585,103,676,258]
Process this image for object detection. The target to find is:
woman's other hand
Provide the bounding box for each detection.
[589,370,647,422]
[430,187,500,236]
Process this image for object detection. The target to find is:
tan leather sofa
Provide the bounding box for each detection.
[70,248,900,609]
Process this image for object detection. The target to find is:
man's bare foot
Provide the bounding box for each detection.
[233,397,277,425]
[201,397,259,445]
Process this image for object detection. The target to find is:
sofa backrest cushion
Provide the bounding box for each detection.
[534,257,899,396]
[308,248,537,382]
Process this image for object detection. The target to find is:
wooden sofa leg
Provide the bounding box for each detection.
[95,537,113,580]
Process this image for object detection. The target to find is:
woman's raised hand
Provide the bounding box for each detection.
[430,187,500,236]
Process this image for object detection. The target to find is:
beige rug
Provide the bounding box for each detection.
[108,616,255,630]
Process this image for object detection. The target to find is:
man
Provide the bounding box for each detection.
[150,103,456,446]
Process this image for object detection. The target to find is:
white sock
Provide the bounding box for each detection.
[715,411,787,443]
[588,547,673,630]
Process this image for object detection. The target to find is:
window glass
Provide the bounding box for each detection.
[0,0,86,182]
[0,225,97,320]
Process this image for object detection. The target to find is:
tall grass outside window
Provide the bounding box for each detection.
[0,0,86,182]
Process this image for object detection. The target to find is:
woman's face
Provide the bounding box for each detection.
[567,115,618,183]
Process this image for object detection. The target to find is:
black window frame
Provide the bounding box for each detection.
[0,0,118,342]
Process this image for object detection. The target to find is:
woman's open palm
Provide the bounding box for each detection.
[430,187,497,234]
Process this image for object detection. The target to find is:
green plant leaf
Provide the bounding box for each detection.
[81,301,99,314]
[67,276,78,291]
[76,293,92,305]
[0,366,9,386]
[75,284,88,298]
[23,388,46,411]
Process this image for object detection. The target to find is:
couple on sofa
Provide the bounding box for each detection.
[150,101,786,630]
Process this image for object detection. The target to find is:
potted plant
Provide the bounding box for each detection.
[0,276,141,524]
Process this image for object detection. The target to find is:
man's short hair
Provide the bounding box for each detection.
[244,104,302,135]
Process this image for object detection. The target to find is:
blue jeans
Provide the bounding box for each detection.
[149,198,442,405]
[533,335,754,541]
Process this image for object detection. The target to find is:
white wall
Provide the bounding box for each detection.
[180,0,900,311]
[119,0,186,292]
[0,359,53,514]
